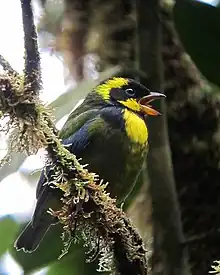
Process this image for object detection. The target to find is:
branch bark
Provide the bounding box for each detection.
[136,1,189,274]
[21,0,42,94]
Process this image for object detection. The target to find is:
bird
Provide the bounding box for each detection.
[14,77,165,253]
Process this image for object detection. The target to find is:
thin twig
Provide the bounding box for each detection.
[182,231,220,246]
[20,0,42,95]
[0,54,18,76]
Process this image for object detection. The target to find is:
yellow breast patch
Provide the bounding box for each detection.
[123,109,148,145]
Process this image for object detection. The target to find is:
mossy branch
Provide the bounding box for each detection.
[0,1,147,274]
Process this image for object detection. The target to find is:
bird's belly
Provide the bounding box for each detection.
[79,134,147,202]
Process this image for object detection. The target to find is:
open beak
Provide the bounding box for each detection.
[138,92,166,116]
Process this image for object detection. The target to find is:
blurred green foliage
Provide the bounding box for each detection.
[174,0,220,87]
[0,217,19,258]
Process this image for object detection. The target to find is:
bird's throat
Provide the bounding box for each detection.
[123,109,148,145]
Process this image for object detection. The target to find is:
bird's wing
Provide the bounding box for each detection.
[36,108,100,199]
[32,110,106,226]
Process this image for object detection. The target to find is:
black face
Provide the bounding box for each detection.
[109,79,151,102]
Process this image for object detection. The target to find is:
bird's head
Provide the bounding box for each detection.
[94,77,165,116]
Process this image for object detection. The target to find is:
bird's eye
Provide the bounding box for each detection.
[125,88,135,97]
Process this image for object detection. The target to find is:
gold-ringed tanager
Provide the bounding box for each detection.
[15,77,165,252]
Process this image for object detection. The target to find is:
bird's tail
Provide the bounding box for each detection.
[14,221,51,253]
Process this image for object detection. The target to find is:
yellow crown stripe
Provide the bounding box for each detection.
[95,77,128,100]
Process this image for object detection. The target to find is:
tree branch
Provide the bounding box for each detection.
[0,54,18,77]
[136,0,189,274]
[20,0,42,95]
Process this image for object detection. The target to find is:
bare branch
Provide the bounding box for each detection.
[20,0,42,95]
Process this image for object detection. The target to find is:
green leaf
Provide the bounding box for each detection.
[0,216,19,257]
[47,247,100,275]
[173,0,220,87]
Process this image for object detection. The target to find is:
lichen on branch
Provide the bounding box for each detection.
[0,72,51,159]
